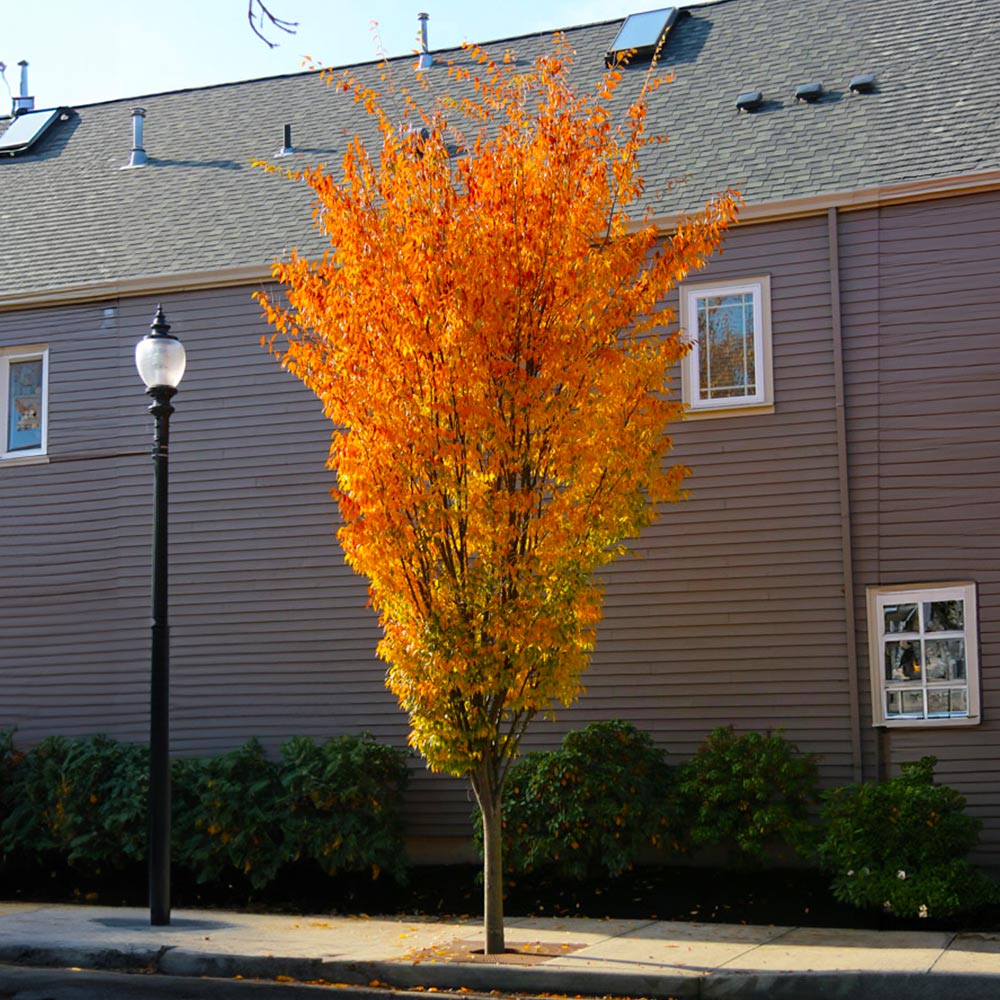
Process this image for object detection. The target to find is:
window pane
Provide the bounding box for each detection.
[886,689,925,717]
[885,639,920,681]
[883,603,918,634]
[928,688,967,717]
[924,600,963,632]
[8,358,43,452]
[872,584,977,726]
[697,293,756,400]
[925,638,965,681]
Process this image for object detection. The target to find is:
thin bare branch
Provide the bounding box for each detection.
[248,0,298,49]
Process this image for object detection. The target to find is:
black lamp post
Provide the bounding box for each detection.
[135,305,186,927]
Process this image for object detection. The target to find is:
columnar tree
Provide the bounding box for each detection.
[259,41,737,953]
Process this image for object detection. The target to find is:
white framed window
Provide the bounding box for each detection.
[0,345,48,461]
[867,582,980,727]
[680,276,773,415]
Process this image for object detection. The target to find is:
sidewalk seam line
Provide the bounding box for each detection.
[926,932,958,974]
[713,923,799,971]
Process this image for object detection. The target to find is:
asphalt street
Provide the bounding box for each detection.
[0,965,437,999]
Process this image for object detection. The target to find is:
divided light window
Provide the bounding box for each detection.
[867,583,981,727]
[680,276,773,415]
[1,346,48,460]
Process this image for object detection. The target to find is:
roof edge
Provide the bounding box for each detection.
[0,264,273,313]
[643,169,1000,231]
[3,170,1000,313]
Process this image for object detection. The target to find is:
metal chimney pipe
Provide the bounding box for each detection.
[417,13,432,70]
[127,107,149,168]
[12,60,34,115]
[278,122,293,156]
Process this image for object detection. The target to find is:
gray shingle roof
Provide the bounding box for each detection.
[2,0,997,302]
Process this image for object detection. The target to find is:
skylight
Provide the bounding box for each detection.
[0,108,60,157]
[606,8,678,67]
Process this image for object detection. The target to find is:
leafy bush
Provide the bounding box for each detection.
[0,728,16,796]
[817,756,996,918]
[675,726,818,863]
[0,734,147,871]
[489,720,674,879]
[172,739,287,889]
[280,734,409,881]
[172,735,410,889]
[0,728,22,863]
[1,732,410,893]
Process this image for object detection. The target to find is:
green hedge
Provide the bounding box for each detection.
[5,724,996,920]
[0,734,147,872]
[673,726,819,863]
[485,720,675,879]
[0,732,409,889]
[817,756,996,918]
[281,734,409,880]
[172,740,287,889]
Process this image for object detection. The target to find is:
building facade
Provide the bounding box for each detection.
[2,0,999,860]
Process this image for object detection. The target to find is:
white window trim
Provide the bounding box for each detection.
[679,275,773,417]
[0,344,49,463]
[867,581,981,728]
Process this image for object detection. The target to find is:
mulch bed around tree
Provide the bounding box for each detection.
[403,938,589,965]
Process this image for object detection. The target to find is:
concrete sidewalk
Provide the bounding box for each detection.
[1,901,1000,998]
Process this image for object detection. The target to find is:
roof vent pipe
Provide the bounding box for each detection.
[417,13,432,70]
[12,60,34,115]
[277,123,293,156]
[126,107,148,168]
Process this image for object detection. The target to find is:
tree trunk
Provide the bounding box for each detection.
[471,767,505,955]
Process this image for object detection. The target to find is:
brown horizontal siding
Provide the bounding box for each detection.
[840,191,1000,863]
[537,214,859,798]
[0,217,860,846]
[7,195,997,858]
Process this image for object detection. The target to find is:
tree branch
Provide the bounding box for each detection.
[248,0,298,48]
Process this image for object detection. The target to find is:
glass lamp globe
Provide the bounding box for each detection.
[136,308,186,389]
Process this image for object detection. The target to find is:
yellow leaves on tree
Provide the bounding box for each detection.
[259,40,735,951]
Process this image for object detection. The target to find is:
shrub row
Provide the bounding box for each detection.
[0,732,409,890]
[3,722,994,918]
[487,721,996,918]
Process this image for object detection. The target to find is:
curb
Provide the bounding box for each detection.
[3,943,1000,1000]
[0,943,163,973]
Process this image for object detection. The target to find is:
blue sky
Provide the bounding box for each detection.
[3,0,668,110]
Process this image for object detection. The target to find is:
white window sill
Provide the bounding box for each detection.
[683,403,775,421]
[875,716,981,729]
[0,454,49,468]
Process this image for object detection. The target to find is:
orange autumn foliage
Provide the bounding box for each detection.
[259,41,737,779]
